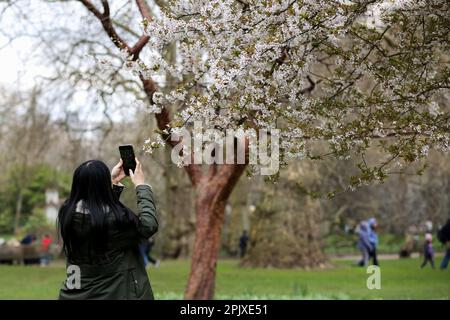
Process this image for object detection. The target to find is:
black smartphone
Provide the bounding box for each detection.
[119,145,136,176]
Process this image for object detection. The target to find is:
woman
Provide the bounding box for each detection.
[356,221,372,267]
[58,158,158,299]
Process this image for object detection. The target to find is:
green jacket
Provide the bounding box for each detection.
[58,184,158,300]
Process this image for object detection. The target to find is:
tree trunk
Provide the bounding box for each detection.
[184,164,247,300]
[241,178,328,269]
[184,189,226,299]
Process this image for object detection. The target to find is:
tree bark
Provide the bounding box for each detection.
[185,164,247,299]
[184,188,226,299]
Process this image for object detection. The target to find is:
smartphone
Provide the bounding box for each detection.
[119,145,137,176]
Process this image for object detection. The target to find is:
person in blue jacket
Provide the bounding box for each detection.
[357,221,373,266]
[367,218,379,266]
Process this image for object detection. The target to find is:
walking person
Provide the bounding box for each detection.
[356,221,372,267]
[140,237,160,268]
[239,230,249,258]
[139,240,150,267]
[146,237,160,267]
[368,218,379,266]
[420,233,435,269]
[58,158,158,299]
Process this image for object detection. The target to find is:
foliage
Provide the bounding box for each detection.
[0,213,13,235]
[21,208,53,236]
[0,163,71,233]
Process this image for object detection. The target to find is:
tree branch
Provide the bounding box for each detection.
[130,35,150,59]
[136,0,152,21]
[79,0,204,184]
[78,0,129,50]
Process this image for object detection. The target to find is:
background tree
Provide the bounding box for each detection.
[241,161,327,269]
[0,87,72,234]
[136,0,449,299]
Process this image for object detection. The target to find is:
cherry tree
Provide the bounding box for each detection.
[75,0,449,299]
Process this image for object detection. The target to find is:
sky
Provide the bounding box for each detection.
[0,36,49,88]
[0,0,57,89]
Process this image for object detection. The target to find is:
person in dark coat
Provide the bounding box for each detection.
[367,218,379,266]
[20,234,36,245]
[139,237,159,267]
[58,158,158,300]
[21,233,38,265]
[239,230,249,258]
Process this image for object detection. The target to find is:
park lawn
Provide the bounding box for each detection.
[0,258,448,300]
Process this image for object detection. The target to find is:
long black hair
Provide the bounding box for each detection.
[58,160,137,260]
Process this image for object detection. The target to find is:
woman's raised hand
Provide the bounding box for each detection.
[129,158,145,187]
[111,158,126,185]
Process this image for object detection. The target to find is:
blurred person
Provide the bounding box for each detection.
[58,158,158,299]
[146,237,160,267]
[368,218,379,266]
[437,218,450,270]
[20,233,36,245]
[239,230,249,258]
[356,221,372,267]
[40,234,53,266]
[21,233,39,265]
[420,233,434,269]
[139,239,149,267]
[140,237,160,268]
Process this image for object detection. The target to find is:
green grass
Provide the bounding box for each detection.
[0,258,448,299]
